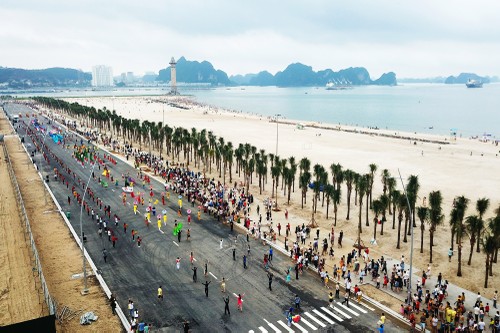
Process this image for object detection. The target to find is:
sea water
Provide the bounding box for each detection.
[191,84,500,138]
[11,83,499,138]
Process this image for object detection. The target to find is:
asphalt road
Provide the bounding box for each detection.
[4,102,404,333]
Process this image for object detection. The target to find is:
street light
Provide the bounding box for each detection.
[275,114,282,156]
[397,169,414,306]
[80,161,97,295]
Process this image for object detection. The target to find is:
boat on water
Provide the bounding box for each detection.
[326,79,353,90]
[466,79,483,88]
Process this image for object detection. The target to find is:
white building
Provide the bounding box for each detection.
[91,65,114,87]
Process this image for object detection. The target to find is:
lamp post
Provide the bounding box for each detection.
[275,114,282,156]
[398,169,414,305]
[80,161,97,295]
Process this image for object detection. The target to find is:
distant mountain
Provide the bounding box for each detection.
[229,64,396,87]
[157,57,230,86]
[229,74,256,85]
[0,67,91,88]
[445,73,490,84]
[398,77,447,84]
[270,63,396,87]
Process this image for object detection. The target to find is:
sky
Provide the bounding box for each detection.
[1,0,499,79]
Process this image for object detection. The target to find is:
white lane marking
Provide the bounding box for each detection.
[258,327,268,333]
[263,319,281,333]
[127,202,131,205]
[276,320,294,333]
[304,312,326,328]
[173,241,179,246]
[312,309,335,324]
[209,272,218,280]
[344,301,368,314]
[159,229,164,234]
[335,302,359,316]
[326,306,349,320]
[299,317,317,330]
[358,301,375,311]
[193,258,197,262]
[292,321,308,333]
[111,189,115,192]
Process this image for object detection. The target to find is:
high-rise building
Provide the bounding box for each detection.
[91,65,114,87]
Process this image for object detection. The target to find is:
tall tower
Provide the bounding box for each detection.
[169,57,177,95]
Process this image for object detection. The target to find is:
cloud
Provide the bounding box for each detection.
[1,0,499,78]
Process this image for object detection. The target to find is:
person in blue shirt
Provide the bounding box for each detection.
[138,321,145,333]
[377,324,384,333]
[269,247,273,261]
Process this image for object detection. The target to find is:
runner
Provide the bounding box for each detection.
[176,257,181,270]
[224,296,230,315]
[157,286,163,302]
[236,293,245,312]
[220,277,226,293]
[192,266,198,283]
[202,280,211,297]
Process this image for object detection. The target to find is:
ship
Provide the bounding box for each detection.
[466,79,483,88]
[326,79,353,90]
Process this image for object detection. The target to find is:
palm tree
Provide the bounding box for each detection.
[365,173,372,227]
[427,191,443,263]
[312,164,325,214]
[324,184,334,219]
[406,175,420,229]
[450,196,469,277]
[332,187,341,227]
[379,194,389,235]
[372,199,384,240]
[465,215,482,265]
[368,163,377,208]
[481,233,496,288]
[488,214,500,266]
[357,174,369,235]
[387,177,397,215]
[396,195,407,249]
[381,169,390,196]
[299,171,311,209]
[344,169,355,220]
[475,198,490,252]
[289,156,297,193]
[417,207,428,253]
[391,189,400,230]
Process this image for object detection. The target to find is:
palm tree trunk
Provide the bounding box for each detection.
[334,205,338,227]
[429,231,434,263]
[476,230,481,253]
[397,217,402,249]
[358,198,363,234]
[326,200,330,219]
[457,244,462,276]
[392,204,396,229]
[489,254,494,276]
[468,239,474,265]
[365,195,369,227]
[403,215,408,243]
[346,190,351,220]
[373,218,377,240]
[484,255,490,288]
[450,232,455,251]
[420,223,424,253]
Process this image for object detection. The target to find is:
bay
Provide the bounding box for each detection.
[191,84,500,138]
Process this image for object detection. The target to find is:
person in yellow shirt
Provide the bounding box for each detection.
[157,286,163,302]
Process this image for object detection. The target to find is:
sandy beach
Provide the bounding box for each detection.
[60,95,499,296]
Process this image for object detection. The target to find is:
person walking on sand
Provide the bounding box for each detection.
[202,280,211,297]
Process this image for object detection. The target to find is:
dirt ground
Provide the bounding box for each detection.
[0,131,44,325]
[0,114,122,332]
